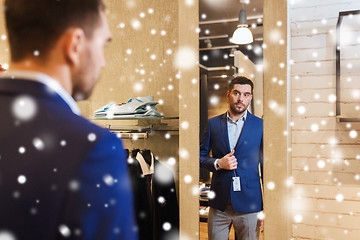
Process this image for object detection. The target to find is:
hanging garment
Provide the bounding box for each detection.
[128,149,179,240]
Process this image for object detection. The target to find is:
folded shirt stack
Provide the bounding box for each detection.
[94,96,163,118]
[199,185,211,199]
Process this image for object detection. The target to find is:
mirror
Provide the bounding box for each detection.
[336,10,360,122]
[198,0,264,239]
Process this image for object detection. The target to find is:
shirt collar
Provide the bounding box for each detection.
[226,110,247,124]
[136,152,154,175]
[0,70,81,115]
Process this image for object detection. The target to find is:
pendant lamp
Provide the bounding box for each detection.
[230,0,253,45]
[229,48,236,57]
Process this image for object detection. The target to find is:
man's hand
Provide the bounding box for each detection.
[218,150,237,170]
[260,219,264,230]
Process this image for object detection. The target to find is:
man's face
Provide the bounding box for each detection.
[227,84,253,116]
[72,11,112,100]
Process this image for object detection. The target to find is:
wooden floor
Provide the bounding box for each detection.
[200,222,264,240]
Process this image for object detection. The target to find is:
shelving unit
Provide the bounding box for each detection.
[90,117,179,139]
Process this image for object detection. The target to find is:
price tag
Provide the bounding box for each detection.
[232,176,241,191]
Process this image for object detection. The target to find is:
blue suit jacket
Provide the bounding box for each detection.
[200,111,263,213]
[0,78,138,240]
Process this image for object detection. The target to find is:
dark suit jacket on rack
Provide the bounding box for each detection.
[0,78,137,240]
[128,150,179,240]
[200,111,263,213]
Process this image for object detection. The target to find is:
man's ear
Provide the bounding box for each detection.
[64,28,86,66]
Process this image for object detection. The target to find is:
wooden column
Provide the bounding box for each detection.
[263,0,291,239]
[178,0,199,239]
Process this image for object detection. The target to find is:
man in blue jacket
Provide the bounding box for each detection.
[0,0,137,239]
[200,76,263,240]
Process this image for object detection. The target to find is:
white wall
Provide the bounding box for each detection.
[290,0,360,239]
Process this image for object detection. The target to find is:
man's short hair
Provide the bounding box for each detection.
[4,0,105,62]
[229,76,254,94]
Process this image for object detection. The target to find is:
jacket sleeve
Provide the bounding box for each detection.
[200,120,217,172]
[60,132,138,240]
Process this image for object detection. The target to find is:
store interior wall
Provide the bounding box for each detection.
[81,0,181,197]
[66,0,183,202]
[290,0,360,239]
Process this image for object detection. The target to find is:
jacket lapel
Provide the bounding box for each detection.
[220,113,231,153]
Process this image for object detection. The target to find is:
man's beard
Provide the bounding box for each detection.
[71,62,97,101]
[230,102,247,115]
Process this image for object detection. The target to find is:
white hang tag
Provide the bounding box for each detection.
[232,176,241,191]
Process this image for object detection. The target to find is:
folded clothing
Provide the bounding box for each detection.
[199,186,211,199]
[94,96,163,118]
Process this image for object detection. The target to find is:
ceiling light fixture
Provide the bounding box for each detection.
[204,39,212,48]
[230,0,253,45]
[229,48,236,57]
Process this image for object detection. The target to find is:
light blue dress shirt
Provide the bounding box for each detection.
[227,110,247,151]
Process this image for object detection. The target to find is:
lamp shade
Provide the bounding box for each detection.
[231,26,253,44]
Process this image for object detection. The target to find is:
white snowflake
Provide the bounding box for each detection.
[208,191,216,199]
[69,180,80,191]
[0,231,16,240]
[181,121,189,130]
[209,96,219,106]
[59,224,71,237]
[184,0,194,6]
[257,212,265,220]
[179,148,189,159]
[349,130,358,139]
[267,182,275,190]
[12,95,37,121]
[87,133,96,142]
[164,133,171,139]
[158,196,165,204]
[317,160,326,169]
[33,138,45,150]
[336,194,344,202]
[103,174,115,186]
[133,82,143,92]
[167,157,176,166]
[18,146,26,154]
[311,124,319,132]
[294,214,303,223]
[174,47,196,70]
[18,175,26,184]
[184,175,192,183]
[130,19,141,30]
[297,106,306,115]
[162,222,171,231]
[154,164,173,185]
